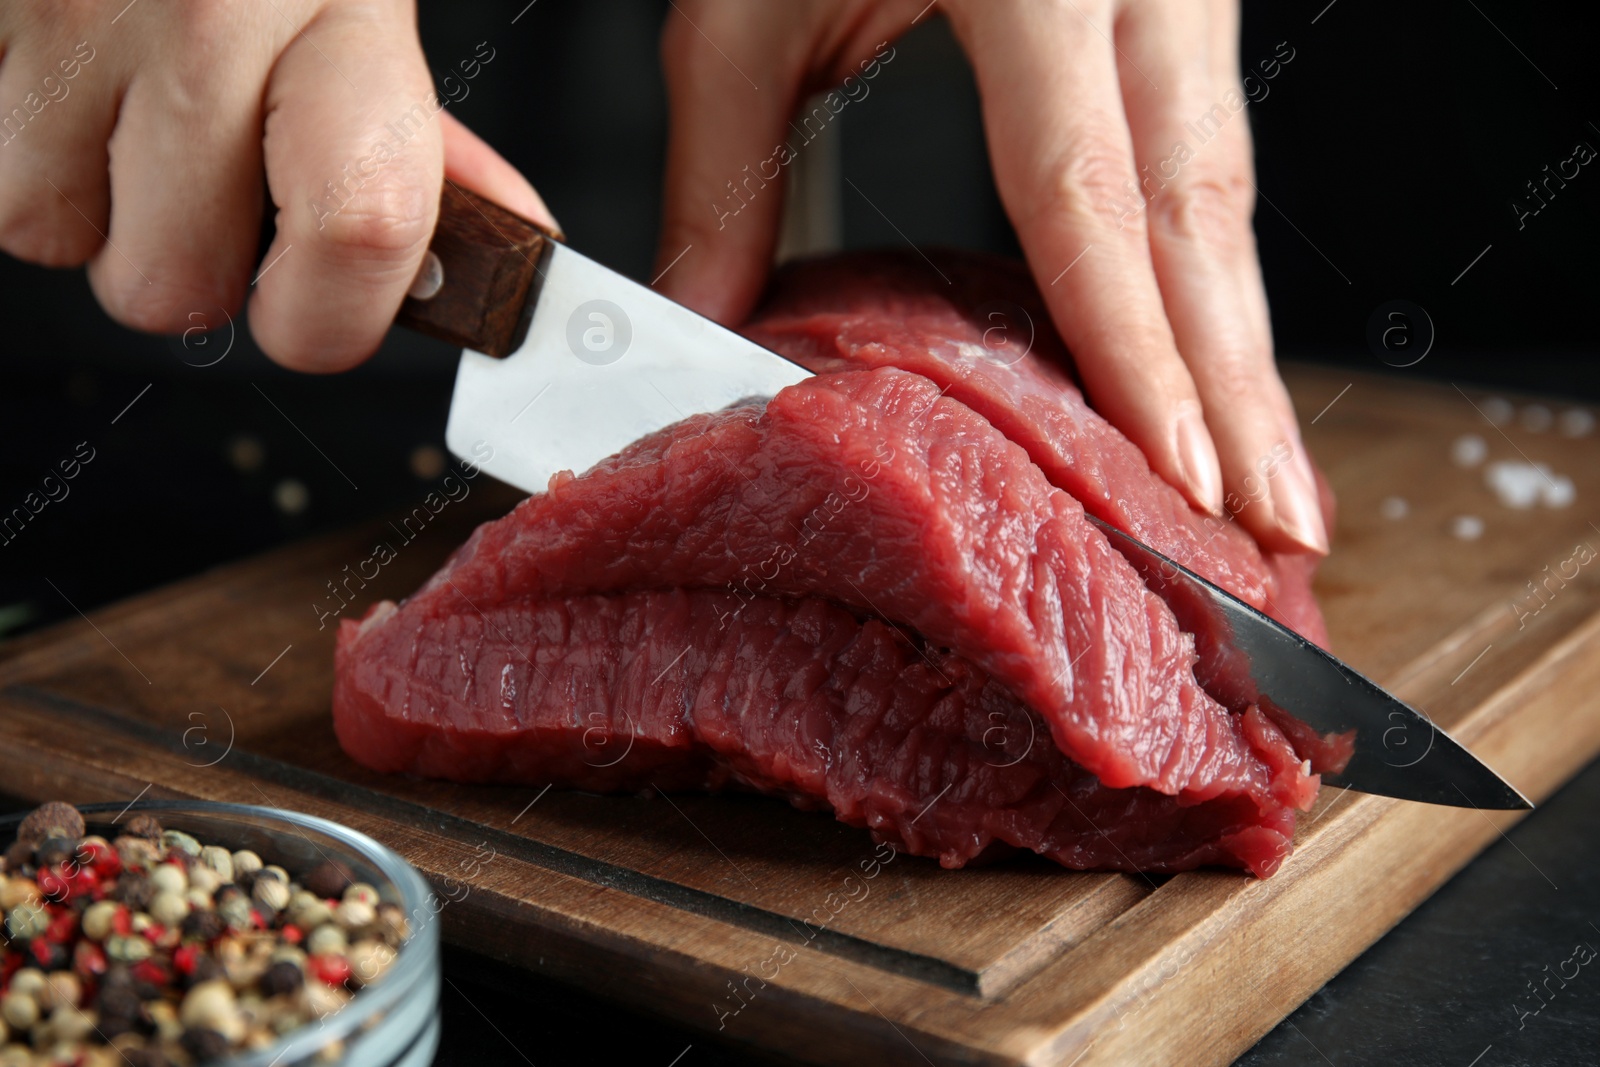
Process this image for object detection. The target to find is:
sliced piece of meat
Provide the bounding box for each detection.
[336,591,1302,876]
[744,250,1329,646]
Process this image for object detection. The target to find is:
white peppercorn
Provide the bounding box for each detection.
[4,903,47,941]
[8,970,44,1000]
[148,890,190,927]
[180,981,244,1043]
[81,900,121,942]
[291,899,334,930]
[105,935,151,963]
[253,876,291,914]
[161,830,201,858]
[46,1005,94,1045]
[199,846,234,883]
[334,899,375,932]
[148,864,187,896]
[0,994,38,1032]
[38,972,80,1014]
[305,924,347,957]
[187,864,221,896]
[341,883,380,909]
[347,939,396,986]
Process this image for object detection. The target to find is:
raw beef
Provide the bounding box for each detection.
[337,593,1302,875]
[744,251,1329,645]
[334,251,1334,878]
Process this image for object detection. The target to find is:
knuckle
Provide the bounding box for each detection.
[1027,139,1144,237]
[310,177,434,271]
[1149,169,1254,252]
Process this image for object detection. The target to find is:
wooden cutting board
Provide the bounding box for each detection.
[3,364,1598,1066]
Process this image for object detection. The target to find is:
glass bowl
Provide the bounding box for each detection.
[0,800,440,1067]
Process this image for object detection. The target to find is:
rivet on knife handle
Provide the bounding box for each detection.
[396,182,558,358]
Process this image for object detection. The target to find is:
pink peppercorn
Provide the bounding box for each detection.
[46,908,78,944]
[132,959,168,987]
[308,954,350,987]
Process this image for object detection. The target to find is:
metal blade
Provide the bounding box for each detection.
[446,243,813,494]
[1086,515,1531,810]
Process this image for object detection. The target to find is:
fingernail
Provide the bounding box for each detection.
[1174,407,1224,515]
[407,251,444,301]
[1271,450,1329,555]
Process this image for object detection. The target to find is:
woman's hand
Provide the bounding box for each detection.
[655,0,1327,555]
[0,1,554,372]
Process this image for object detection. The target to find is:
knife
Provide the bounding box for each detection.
[1088,516,1530,810]
[395,183,810,491]
[395,184,1530,812]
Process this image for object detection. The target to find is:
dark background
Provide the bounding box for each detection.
[1,1,1596,1064]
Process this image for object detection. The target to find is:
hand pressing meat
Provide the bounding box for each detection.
[655,0,1329,557]
[334,250,1343,877]
[0,1,1325,559]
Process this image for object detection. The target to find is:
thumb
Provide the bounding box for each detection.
[654,9,797,325]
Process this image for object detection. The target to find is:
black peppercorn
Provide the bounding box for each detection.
[96,983,142,1030]
[124,1048,170,1067]
[3,838,34,873]
[180,1027,232,1062]
[111,871,153,911]
[303,859,356,900]
[96,979,142,1023]
[180,909,228,943]
[121,812,164,841]
[16,801,85,845]
[101,963,135,991]
[35,836,77,869]
[259,959,305,997]
[187,954,225,988]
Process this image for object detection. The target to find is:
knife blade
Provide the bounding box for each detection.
[1087,515,1530,810]
[396,185,1529,811]
[396,183,810,493]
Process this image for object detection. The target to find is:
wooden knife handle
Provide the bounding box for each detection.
[395,182,558,357]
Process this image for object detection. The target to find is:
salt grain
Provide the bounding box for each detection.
[1485,460,1575,510]
[1520,404,1553,433]
[1559,409,1595,438]
[1485,461,1544,510]
[1451,515,1485,540]
[1379,496,1409,520]
[1542,474,1576,509]
[1450,433,1488,468]
[1480,397,1515,425]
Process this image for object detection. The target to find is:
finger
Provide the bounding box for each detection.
[439,109,558,233]
[1116,0,1326,552]
[653,4,799,325]
[250,2,442,372]
[0,38,117,267]
[87,16,269,335]
[944,0,1224,515]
